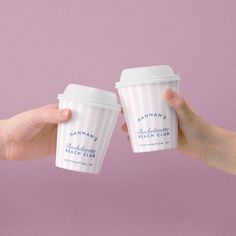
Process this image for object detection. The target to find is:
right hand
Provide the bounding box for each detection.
[121,88,236,176]
[121,88,213,161]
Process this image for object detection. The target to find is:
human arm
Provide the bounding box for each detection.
[0,104,71,160]
[122,88,236,175]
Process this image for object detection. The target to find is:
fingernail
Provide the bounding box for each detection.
[60,109,70,119]
[164,88,176,100]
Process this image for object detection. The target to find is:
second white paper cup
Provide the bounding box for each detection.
[55,84,121,174]
[116,65,181,153]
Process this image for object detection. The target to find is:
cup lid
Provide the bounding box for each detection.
[58,84,121,109]
[116,65,180,88]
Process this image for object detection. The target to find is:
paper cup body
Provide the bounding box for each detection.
[55,84,120,174]
[116,65,181,153]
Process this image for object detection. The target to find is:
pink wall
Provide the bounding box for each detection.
[0,0,236,235]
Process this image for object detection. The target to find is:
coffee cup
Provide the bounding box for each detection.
[56,84,121,174]
[116,65,180,153]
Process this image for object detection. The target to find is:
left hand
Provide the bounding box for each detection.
[1,104,71,160]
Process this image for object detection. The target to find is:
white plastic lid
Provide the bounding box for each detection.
[58,84,121,110]
[116,65,180,88]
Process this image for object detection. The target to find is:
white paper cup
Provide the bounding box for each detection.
[55,84,121,174]
[116,65,181,153]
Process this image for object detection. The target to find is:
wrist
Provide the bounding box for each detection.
[187,116,216,162]
[200,124,236,174]
[199,124,218,161]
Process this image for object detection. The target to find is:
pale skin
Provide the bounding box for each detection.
[0,89,236,175]
[0,104,71,160]
[122,88,236,176]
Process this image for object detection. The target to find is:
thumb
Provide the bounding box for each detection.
[6,104,72,142]
[30,105,71,126]
[163,88,194,124]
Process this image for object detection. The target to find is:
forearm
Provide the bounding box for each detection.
[0,120,8,160]
[201,125,236,175]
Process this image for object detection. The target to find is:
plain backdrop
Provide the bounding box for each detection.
[0,0,236,235]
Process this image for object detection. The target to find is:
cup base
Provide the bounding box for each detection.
[55,163,101,175]
[132,144,177,154]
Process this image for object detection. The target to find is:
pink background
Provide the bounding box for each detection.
[0,0,236,235]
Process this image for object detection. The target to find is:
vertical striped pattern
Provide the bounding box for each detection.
[118,80,180,153]
[55,100,119,174]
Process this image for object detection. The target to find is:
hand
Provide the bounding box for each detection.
[0,104,71,160]
[162,88,213,160]
[121,88,212,159]
[121,88,236,175]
